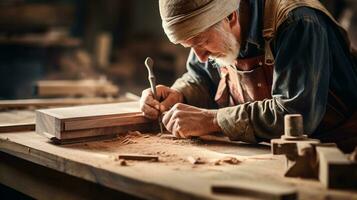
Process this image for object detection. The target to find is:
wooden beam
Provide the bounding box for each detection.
[316,146,357,189]
[35,101,156,143]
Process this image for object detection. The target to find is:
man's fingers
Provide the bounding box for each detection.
[160,94,180,112]
[140,97,159,119]
[162,107,174,126]
[162,103,196,127]
[140,88,162,119]
[163,111,175,132]
[143,96,160,109]
[141,104,159,119]
[171,120,186,139]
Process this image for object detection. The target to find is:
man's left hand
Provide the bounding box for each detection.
[162,103,221,138]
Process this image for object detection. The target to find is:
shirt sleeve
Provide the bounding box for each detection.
[217,11,331,143]
[171,49,219,109]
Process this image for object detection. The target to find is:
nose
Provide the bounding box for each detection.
[192,47,210,63]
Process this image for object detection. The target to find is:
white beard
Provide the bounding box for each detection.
[209,31,240,67]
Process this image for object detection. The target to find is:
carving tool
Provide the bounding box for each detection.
[145,57,164,134]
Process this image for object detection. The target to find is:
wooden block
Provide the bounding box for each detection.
[118,154,159,162]
[36,101,156,143]
[212,180,297,200]
[316,146,357,189]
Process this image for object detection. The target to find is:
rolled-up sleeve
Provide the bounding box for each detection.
[217,11,331,143]
[171,49,219,109]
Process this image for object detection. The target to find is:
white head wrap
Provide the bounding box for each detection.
[159,0,240,44]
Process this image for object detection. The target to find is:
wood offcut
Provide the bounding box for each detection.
[118,154,159,162]
[316,146,357,189]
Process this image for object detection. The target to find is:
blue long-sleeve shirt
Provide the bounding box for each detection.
[171,0,357,143]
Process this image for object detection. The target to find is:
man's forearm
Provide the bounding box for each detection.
[171,72,217,109]
[216,98,288,143]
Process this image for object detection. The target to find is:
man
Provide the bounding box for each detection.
[140,0,357,152]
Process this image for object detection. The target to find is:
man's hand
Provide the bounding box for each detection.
[140,85,184,119]
[162,103,221,138]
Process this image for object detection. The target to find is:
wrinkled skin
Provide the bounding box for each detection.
[161,103,220,138]
[140,85,183,119]
[139,85,220,138]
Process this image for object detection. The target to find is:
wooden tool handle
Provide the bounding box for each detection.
[145,57,158,99]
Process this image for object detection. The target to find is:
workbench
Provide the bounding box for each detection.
[0,111,356,200]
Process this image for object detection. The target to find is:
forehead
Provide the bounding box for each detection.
[180,29,212,48]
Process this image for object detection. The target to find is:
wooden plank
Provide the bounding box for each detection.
[36,79,119,97]
[36,101,155,142]
[0,123,35,133]
[316,146,357,189]
[0,110,35,133]
[212,180,297,200]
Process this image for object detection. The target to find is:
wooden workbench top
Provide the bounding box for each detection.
[0,131,356,200]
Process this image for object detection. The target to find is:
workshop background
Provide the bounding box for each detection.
[0,0,356,99]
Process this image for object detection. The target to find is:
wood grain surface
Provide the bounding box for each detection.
[0,131,356,200]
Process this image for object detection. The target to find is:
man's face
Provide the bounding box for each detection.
[180,21,240,67]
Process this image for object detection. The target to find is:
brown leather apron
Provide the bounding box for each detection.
[214,0,357,152]
[215,56,273,107]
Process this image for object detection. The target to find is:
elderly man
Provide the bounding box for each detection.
[140,0,357,152]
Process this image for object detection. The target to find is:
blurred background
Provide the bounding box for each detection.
[0,0,355,100]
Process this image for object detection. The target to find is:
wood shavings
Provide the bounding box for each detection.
[127,131,142,137]
[213,157,241,166]
[117,131,144,145]
[187,156,206,165]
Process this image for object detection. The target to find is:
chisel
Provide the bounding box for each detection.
[144,57,164,134]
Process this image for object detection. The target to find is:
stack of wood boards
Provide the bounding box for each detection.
[0,4,74,31]
[36,79,119,97]
[36,101,155,144]
[0,97,124,110]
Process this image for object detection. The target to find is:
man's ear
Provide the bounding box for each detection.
[227,11,238,29]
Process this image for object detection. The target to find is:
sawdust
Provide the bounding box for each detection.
[68,131,270,169]
[101,132,244,167]
[213,157,241,165]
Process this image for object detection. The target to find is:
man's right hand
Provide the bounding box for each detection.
[140,85,184,119]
